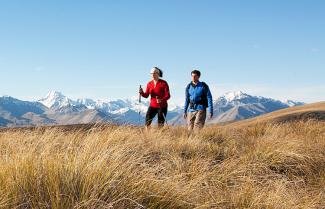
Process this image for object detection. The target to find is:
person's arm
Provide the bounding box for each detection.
[184,86,190,114]
[141,83,150,98]
[162,82,171,101]
[206,85,213,115]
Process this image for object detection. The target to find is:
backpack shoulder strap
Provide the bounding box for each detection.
[185,82,191,99]
[200,82,209,107]
[201,82,208,89]
[201,82,208,95]
[186,82,192,90]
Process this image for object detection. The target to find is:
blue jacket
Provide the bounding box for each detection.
[184,81,213,113]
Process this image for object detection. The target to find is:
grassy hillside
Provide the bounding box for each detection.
[228,102,325,127]
[0,104,325,208]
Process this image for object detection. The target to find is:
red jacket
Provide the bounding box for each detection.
[141,79,170,108]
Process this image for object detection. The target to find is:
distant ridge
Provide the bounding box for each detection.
[0,91,305,127]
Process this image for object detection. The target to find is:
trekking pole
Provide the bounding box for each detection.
[138,85,142,124]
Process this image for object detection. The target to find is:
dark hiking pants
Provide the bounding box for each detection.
[145,106,167,127]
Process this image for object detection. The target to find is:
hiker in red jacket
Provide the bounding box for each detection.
[139,67,171,128]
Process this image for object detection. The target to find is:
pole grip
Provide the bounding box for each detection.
[139,85,142,103]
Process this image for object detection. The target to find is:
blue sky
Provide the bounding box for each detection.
[0,0,324,104]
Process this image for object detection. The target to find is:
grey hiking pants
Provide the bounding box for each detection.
[187,110,206,132]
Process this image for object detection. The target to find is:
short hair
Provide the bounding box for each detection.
[191,70,201,77]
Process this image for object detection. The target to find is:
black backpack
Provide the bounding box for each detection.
[185,82,209,108]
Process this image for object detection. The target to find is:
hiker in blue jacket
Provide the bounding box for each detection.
[183,70,213,132]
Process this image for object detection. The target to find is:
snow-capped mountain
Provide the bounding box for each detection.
[209,91,304,124]
[171,91,305,125]
[217,91,305,108]
[39,91,182,117]
[76,97,182,115]
[36,91,182,125]
[38,91,74,109]
[0,90,305,127]
[216,91,286,106]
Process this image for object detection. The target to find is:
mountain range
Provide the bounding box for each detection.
[0,91,304,127]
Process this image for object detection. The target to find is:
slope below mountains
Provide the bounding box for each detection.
[227,102,325,127]
[0,91,304,127]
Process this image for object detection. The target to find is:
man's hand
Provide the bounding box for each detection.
[209,112,213,119]
[183,113,187,119]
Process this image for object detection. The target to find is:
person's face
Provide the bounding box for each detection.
[151,72,159,80]
[191,73,200,83]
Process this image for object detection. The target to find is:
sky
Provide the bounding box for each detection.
[0,0,324,104]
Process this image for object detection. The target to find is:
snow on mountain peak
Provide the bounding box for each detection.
[75,98,97,109]
[37,90,303,119]
[283,100,305,107]
[223,91,249,101]
[218,91,305,108]
[46,91,64,98]
[39,91,72,109]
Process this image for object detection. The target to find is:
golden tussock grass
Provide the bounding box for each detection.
[0,120,325,208]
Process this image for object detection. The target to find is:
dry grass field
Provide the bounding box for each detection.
[0,103,325,208]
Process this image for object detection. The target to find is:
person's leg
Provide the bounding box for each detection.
[145,107,158,128]
[157,107,168,128]
[194,110,206,133]
[187,111,197,131]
